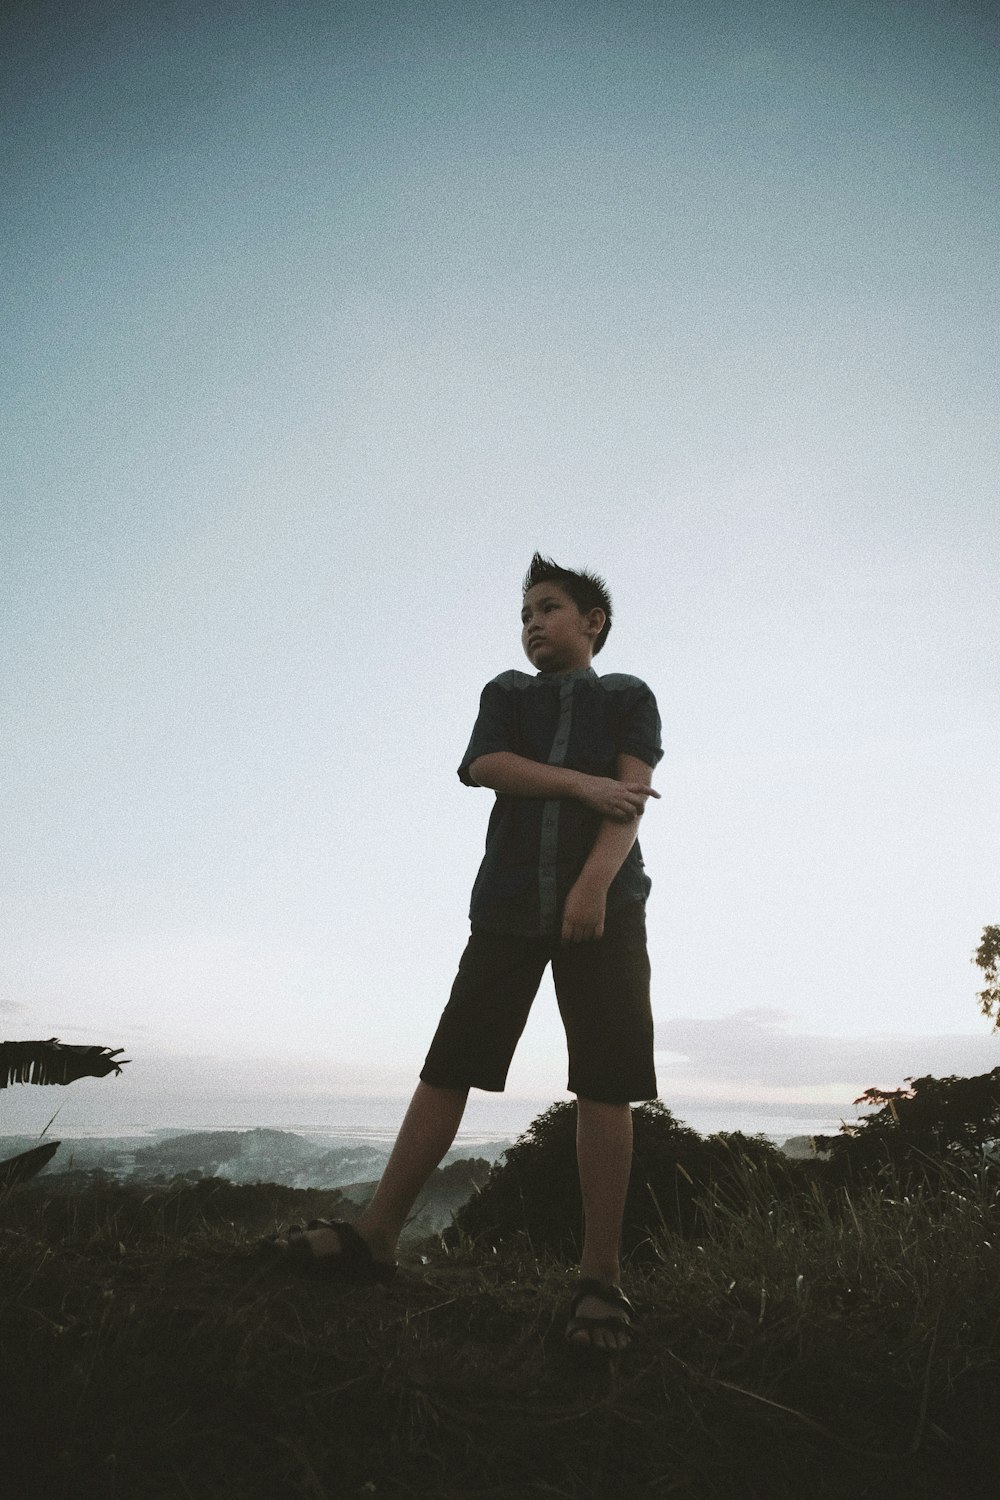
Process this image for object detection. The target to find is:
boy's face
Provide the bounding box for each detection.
[520,581,604,673]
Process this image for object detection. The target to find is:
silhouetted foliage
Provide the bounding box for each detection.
[975,924,1000,1029]
[1,1037,129,1185]
[815,1068,1000,1185]
[452,1099,802,1259]
[0,1140,60,1188]
[20,1173,353,1241]
[1,1038,128,1088]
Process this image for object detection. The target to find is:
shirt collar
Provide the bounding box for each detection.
[535,665,597,683]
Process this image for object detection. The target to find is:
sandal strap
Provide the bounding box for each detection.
[322,1220,397,1283]
[266,1219,396,1284]
[565,1314,632,1339]
[570,1278,634,1320]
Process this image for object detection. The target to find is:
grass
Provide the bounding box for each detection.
[3,1165,1000,1499]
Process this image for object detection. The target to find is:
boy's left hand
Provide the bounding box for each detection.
[561,880,607,944]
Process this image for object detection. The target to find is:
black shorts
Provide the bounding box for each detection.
[420,901,657,1105]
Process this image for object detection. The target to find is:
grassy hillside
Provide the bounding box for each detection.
[3,1157,1000,1499]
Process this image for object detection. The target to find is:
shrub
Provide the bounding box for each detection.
[451,1099,805,1260]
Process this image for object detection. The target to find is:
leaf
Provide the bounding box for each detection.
[974,925,1000,1028]
[0,1140,61,1186]
[0,1039,129,1089]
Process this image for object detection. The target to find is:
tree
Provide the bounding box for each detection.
[974,925,1000,1029]
[814,1068,1000,1183]
[0,1038,129,1186]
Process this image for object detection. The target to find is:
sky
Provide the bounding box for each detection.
[3,0,998,1142]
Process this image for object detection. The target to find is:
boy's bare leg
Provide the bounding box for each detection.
[290,1081,468,1265]
[572,1097,633,1351]
[359,1082,469,1256]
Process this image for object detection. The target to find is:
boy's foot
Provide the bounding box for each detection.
[261,1219,397,1285]
[565,1278,634,1354]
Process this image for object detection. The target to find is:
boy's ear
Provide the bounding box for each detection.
[585,607,606,639]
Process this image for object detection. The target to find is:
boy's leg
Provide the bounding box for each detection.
[572,1096,633,1351]
[552,905,655,1350]
[293,928,548,1268]
[358,1081,469,1257]
[285,1081,468,1266]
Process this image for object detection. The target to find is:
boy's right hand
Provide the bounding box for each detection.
[577,776,660,823]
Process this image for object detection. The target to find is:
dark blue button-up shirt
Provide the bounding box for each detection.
[458,666,663,935]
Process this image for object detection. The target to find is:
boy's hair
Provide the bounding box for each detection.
[522,552,613,654]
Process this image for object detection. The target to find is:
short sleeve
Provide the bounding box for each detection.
[457,679,518,786]
[615,680,663,769]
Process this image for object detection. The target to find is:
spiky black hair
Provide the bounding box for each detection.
[522,552,613,653]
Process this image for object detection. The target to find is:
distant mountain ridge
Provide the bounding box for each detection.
[131,1128,390,1189]
[0,1126,513,1195]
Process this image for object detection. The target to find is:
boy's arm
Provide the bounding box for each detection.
[468,750,658,823]
[561,753,656,944]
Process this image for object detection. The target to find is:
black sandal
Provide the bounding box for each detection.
[565,1278,634,1353]
[260,1218,396,1285]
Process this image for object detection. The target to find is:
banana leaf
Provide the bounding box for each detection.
[0,1039,129,1089]
[0,1139,60,1187]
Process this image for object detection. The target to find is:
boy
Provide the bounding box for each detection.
[269,554,662,1353]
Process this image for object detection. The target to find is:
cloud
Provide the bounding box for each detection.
[655,1009,1000,1099]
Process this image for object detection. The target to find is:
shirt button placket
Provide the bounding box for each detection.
[538,676,576,932]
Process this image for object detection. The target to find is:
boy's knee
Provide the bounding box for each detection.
[576,1095,632,1115]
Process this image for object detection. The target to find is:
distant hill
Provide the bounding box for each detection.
[0,1128,513,1197]
[131,1128,392,1189]
[780,1135,831,1159]
[0,1128,493,1241]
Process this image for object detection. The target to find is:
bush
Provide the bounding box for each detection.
[451,1099,806,1260]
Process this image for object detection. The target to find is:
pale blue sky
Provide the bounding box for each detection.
[3,0,998,1137]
